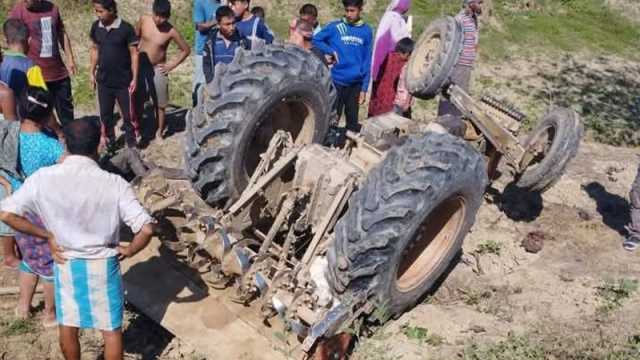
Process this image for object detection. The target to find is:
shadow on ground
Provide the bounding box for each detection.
[583,182,630,235]
[488,182,543,222]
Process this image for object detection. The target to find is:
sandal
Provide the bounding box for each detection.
[623,234,640,251]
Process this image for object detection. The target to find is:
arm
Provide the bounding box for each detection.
[161,29,191,74]
[259,20,274,44]
[193,1,216,33]
[202,34,214,83]
[360,28,374,94]
[0,88,17,121]
[129,46,139,93]
[89,44,98,90]
[62,31,77,75]
[117,181,154,259]
[311,24,336,56]
[0,176,11,195]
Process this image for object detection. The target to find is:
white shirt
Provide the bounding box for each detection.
[1,155,152,259]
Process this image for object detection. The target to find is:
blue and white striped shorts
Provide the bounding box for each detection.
[54,257,123,331]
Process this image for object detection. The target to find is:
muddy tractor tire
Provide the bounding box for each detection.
[516,108,583,193]
[185,43,336,207]
[327,132,488,318]
[406,16,463,100]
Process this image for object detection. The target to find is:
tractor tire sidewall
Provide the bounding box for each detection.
[185,44,335,208]
[328,132,487,318]
[406,17,463,100]
[516,108,583,192]
[229,80,331,200]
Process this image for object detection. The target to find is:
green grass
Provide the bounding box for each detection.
[596,278,638,315]
[400,323,445,346]
[475,239,503,256]
[2,318,37,337]
[463,334,545,360]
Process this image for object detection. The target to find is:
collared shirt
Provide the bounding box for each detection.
[214,32,242,65]
[90,17,138,88]
[1,155,152,259]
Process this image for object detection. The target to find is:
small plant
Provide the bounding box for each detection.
[596,278,638,314]
[462,334,544,360]
[474,240,503,256]
[459,288,493,306]
[2,318,37,336]
[400,323,445,346]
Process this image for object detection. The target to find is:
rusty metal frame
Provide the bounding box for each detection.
[448,85,526,171]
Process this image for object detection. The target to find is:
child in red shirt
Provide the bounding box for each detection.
[368,37,414,118]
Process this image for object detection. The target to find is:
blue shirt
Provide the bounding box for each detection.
[213,32,242,65]
[7,131,64,191]
[313,20,373,92]
[236,15,273,44]
[0,51,34,97]
[193,0,220,55]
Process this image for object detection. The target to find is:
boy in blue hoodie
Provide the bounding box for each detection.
[313,0,372,132]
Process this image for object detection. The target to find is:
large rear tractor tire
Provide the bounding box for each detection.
[406,16,463,100]
[185,43,336,208]
[515,108,583,192]
[327,132,488,318]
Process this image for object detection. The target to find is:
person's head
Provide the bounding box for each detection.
[299,4,318,27]
[216,6,236,38]
[18,86,53,125]
[152,0,171,25]
[92,0,118,23]
[63,118,102,157]
[3,19,29,49]
[295,18,314,42]
[229,0,250,18]
[23,0,41,10]
[251,6,265,19]
[395,37,414,60]
[463,0,483,15]
[342,0,363,23]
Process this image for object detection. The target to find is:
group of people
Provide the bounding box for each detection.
[0,0,484,359]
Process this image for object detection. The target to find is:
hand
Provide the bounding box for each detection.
[324,54,335,65]
[67,59,78,76]
[129,79,137,94]
[359,91,367,105]
[48,235,67,264]
[158,63,173,75]
[117,245,134,261]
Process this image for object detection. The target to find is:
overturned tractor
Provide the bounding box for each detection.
[129,16,583,359]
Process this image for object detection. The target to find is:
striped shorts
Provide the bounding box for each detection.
[53,257,123,331]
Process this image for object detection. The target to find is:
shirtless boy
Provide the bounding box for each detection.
[136,0,190,139]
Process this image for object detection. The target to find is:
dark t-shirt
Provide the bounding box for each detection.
[9,1,68,82]
[90,18,138,89]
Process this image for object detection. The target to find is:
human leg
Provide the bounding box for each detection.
[437,64,472,118]
[102,329,124,360]
[97,85,117,145]
[343,83,361,133]
[46,77,75,126]
[154,68,169,138]
[192,55,204,107]
[1,236,19,268]
[42,278,56,326]
[334,84,347,123]
[58,325,80,360]
[625,164,640,250]
[17,262,39,317]
[114,87,137,148]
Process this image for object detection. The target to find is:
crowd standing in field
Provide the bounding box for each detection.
[0,0,488,359]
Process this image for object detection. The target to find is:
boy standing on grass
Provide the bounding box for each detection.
[313,0,373,132]
[202,6,251,83]
[90,0,139,150]
[230,0,274,45]
[9,0,77,126]
[136,0,191,140]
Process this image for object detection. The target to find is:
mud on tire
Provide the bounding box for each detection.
[327,132,488,318]
[516,108,583,193]
[185,43,336,207]
[406,16,463,100]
